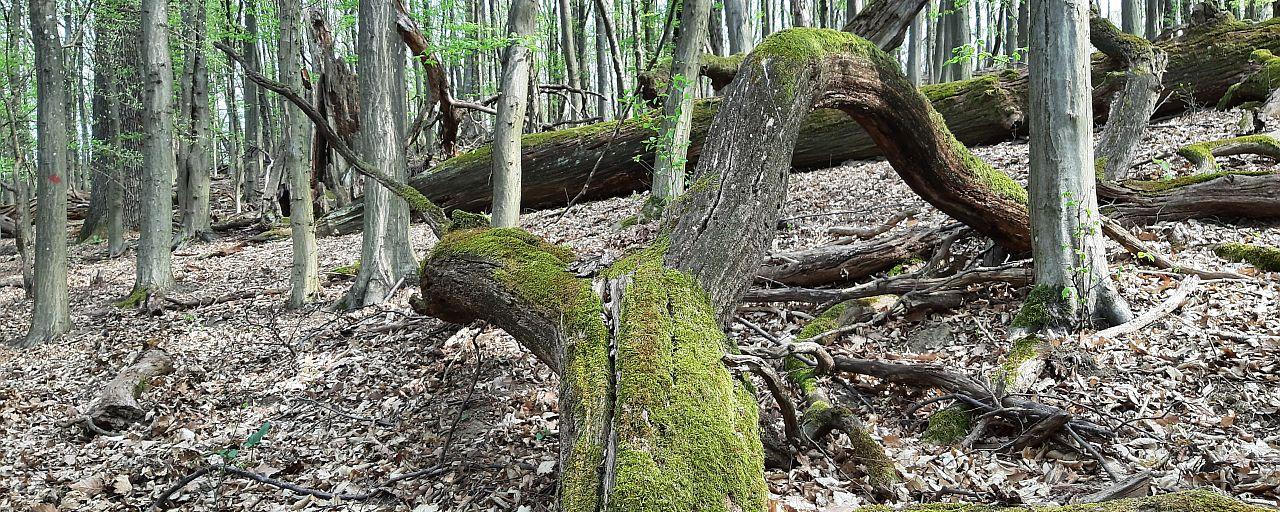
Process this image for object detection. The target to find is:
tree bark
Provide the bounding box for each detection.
[23,0,72,346]
[278,0,320,309]
[1091,10,1167,181]
[1026,0,1131,331]
[724,0,752,53]
[85,349,174,434]
[132,0,177,301]
[492,0,539,227]
[178,0,213,242]
[242,0,264,205]
[651,0,713,204]
[343,0,418,308]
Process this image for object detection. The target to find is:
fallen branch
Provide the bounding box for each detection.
[1101,217,1246,280]
[83,349,174,435]
[1086,276,1200,346]
[746,261,1032,304]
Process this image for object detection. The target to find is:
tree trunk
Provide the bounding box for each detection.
[279,0,320,309]
[1092,10,1167,181]
[179,0,213,243]
[1122,0,1141,34]
[792,0,813,26]
[131,0,177,303]
[23,0,72,346]
[242,0,263,206]
[343,0,418,309]
[1025,0,1131,331]
[725,0,752,53]
[492,0,540,227]
[1145,0,1161,39]
[907,11,923,85]
[557,0,585,116]
[651,0,713,205]
[946,0,973,81]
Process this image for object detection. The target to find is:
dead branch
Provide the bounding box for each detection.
[1086,276,1200,346]
[826,208,919,240]
[746,260,1032,304]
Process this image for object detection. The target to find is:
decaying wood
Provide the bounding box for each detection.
[759,224,958,287]
[1175,132,1280,172]
[1086,276,1200,346]
[746,261,1032,304]
[84,349,174,434]
[1100,172,1280,226]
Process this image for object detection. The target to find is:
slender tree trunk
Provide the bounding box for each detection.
[22,0,72,346]
[492,0,539,227]
[1122,0,1141,34]
[792,0,813,26]
[344,0,418,308]
[934,0,950,82]
[1145,0,1160,38]
[1005,0,1019,61]
[907,10,923,85]
[947,0,973,80]
[725,0,752,53]
[558,0,585,116]
[132,0,177,302]
[278,0,320,309]
[106,85,125,258]
[242,0,263,206]
[1027,0,1132,331]
[179,0,213,242]
[651,0,713,206]
[594,0,616,117]
[1017,0,1029,48]
[709,2,727,55]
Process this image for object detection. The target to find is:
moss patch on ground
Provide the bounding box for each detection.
[922,406,973,445]
[1215,242,1280,271]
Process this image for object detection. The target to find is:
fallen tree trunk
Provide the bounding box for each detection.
[318,18,1280,237]
[84,349,174,434]
[1100,172,1280,225]
[758,224,961,287]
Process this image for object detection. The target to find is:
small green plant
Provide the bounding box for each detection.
[215,421,271,463]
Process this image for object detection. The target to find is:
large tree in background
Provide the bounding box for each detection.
[1026,0,1132,331]
[278,0,321,309]
[490,0,539,227]
[22,0,72,345]
[177,0,214,243]
[129,0,176,303]
[649,0,712,208]
[342,0,417,308]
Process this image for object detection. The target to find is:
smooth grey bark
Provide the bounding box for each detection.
[1017,0,1028,48]
[105,78,125,257]
[179,0,213,242]
[23,0,72,346]
[907,10,923,85]
[557,0,585,116]
[1145,0,1160,39]
[133,0,176,299]
[945,0,973,81]
[3,0,32,293]
[1027,0,1132,331]
[344,0,418,309]
[1004,0,1018,60]
[278,0,320,309]
[724,0,751,53]
[651,0,712,204]
[242,0,263,206]
[1122,0,1141,34]
[594,0,615,117]
[1092,11,1167,181]
[492,0,539,227]
[933,0,950,82]
[792,0,813,26]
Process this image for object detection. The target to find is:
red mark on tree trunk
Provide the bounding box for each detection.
[50,174,62,184]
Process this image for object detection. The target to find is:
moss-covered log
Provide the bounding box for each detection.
[318,19,1280,241]
[1173,132,1280,172]
[1218,49,1280,109]
[1099,171,1280,225]
[1215,242,1280,271]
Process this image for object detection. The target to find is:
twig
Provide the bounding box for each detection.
[724,354,801,444]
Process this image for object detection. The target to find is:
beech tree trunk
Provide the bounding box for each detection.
[23,0,72,346]
[651,0,712,205]
[342,0,417,309]
[132,0,177,300]
[178,0,213,243]
[492,0,539,227]
[1027,0,1131,331]
[279,0,320,309]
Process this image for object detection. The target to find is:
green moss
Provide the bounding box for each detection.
[888,257,925,277]
[844,417,899,487]
[133,377,149,397]
[115,287,151,309]
[748,28,879,101]
[1218,48,1280,108]
[330,261,361,276]
[855,489,1269,511]
[1128,170,1274,192]
[1175,134,1280,172]
[996,336,1048,387]
[1011,285,1064,330]
[921,406,972,445]
[784,301,855,396]
[427,228,611,509]
[1094,157,1109,181]
[618,214,640,229]
[605,243,766,512]
[447,210,490,231]
[1215,242,1280,271]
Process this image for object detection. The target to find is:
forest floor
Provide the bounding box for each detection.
[1,108,1278,511]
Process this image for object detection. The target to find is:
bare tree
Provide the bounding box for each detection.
[22,0,72,345]
[1025,0,1132,331]
[650,0,712,208]
[342,0,417,308]
[278,0,321,309]
[491,0,540,227]
[128,0,177,304]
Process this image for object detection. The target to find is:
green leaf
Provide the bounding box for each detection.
[244,421,271,449]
